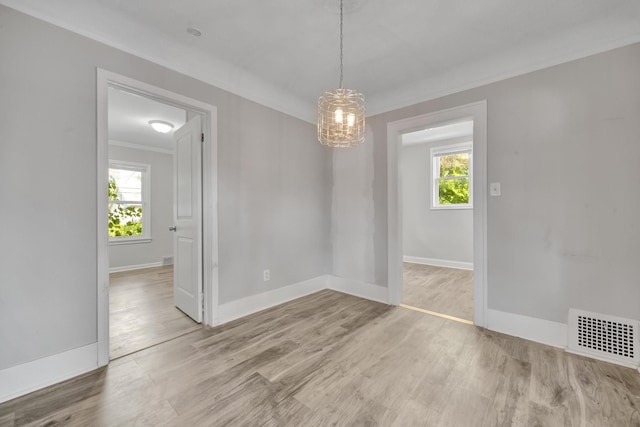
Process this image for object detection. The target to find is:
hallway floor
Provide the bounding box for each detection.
[109,266,199,359]
[402,262,474,321]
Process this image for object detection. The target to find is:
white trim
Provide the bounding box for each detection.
[108,237,152,246]
[403,256,473,271]
[486,309,567,349]
[216,276,327,325]
[109,139,174,155]
[0,344,98,404]
[108,261,163,273]
[326,276,389,304]
[566,349,640,370]
[387,101,488,327]
[97,69,219,367]
[430,205,473,211]
[431,141,473,156]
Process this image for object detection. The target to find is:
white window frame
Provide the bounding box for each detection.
[431,141,473,210]
[108,160,151,244]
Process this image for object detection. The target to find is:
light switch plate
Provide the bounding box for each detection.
[490,182,501,196]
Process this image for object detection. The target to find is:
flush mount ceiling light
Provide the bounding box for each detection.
[317,0,365,148]
[148,120,174,133]
[187,27,202,37]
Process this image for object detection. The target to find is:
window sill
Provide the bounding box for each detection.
[431,205,473,211]
[109,237,152,246]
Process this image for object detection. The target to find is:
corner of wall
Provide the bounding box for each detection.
[326,276,388,304]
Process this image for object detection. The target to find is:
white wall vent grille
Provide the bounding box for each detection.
[568,309,640,368]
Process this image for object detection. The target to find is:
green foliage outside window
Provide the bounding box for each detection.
[108,178,143,237]
[437,153,470,205]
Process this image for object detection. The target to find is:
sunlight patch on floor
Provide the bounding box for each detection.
[399,303,474,325]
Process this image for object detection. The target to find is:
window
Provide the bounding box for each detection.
[431,142,472,209]
[108,161,150,243]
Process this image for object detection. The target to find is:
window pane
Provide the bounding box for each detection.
[108,202,143,237]
[438,177,469,205]
[109,168,142,202]
[438,152,469,178]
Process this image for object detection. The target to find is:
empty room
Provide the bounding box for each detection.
[1,1,640,426]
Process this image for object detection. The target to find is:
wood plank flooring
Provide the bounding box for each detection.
[403,262,474,321]
[109,266,199,359]
[2,289,639,426]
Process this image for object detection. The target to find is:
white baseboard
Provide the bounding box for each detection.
[326,275,389,304]
[216,276,327,325]
[486,309,567,349]
[216,275,391,326]
[0,343,98,404]
[565,348,640,370]
[403,256,473,271]
[109,261,163,273]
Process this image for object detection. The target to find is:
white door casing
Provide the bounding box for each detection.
[386,100,487,327]
[97,69,218,367]
[173,115,203,322]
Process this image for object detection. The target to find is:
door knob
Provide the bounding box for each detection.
[169,226,177,232]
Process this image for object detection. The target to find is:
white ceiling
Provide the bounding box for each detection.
[4,0,640,123]
[402,120,473,146]
[108,87,187,150]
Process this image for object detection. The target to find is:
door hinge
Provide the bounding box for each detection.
[201,133,204,143]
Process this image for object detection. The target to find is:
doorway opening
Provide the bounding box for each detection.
[400,120,474,324]
[97,69,219,366]
[386,101,487,327]
[107,87,200,359]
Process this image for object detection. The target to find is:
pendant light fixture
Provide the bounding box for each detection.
[317,0,365,148]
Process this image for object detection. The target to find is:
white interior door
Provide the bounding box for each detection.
[172,115,202,322]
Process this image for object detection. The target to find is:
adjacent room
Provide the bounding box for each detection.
[401,120,474,322]
[107,87,200,359]
[2,0,640,425]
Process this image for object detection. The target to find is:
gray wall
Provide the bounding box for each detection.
[108,145,174,270]
[331,129,376,284]
[0,6,331,370]
[401,141,473,264]
[334,42,640,324]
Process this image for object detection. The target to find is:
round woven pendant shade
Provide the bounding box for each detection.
[317,88,365,148]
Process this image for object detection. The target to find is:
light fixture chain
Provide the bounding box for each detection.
[339,0,344,89]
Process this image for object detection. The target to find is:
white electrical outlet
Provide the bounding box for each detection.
[263,269,270,281]
[490,182,501,196]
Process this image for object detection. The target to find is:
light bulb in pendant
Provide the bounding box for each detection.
[347,113,355,127]
[334,109,344,123]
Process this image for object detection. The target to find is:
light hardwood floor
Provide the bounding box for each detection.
[403,262,474,321]
[1,290,639,426]
[109,266,199,359]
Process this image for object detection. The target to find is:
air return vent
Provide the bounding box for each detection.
[568,309,639,368]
